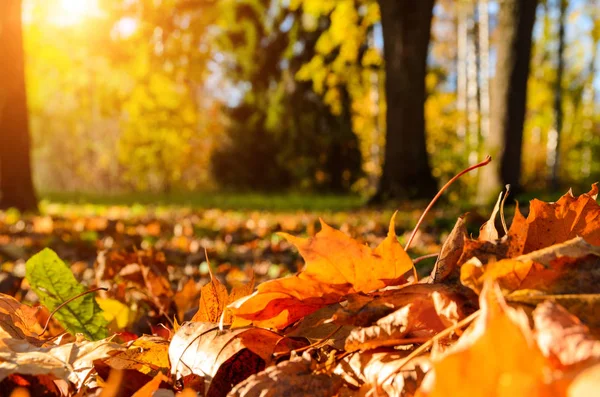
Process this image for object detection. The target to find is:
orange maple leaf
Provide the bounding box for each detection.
[229,213,414,329]
[523,184,600,253]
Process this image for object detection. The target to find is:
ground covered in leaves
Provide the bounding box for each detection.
[0,188,599,396]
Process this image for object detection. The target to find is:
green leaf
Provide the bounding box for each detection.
[25,248,108,340]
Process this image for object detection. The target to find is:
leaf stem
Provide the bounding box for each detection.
[405,155,492,254]
[38,286,108,336]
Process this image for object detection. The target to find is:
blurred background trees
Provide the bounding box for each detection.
[2,0,600,207]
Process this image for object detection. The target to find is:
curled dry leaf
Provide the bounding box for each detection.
[533,301,600,367]
[335,350,430,397]
[0,336,125,390]
[169,321,304,396]
[284,303,355,351]
[478,191,503,242]
[417,281,560,397]
[345,290,462,352]
[461,237,600,295]
[229,214,414,329]
[332,284,473,329]
[429,215,466,283]
[227,352,344,397]
[0,293,43,345]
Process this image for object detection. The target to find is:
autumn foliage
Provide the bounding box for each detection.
[1,186,600,396]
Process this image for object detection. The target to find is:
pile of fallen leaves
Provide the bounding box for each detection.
[1,185,600,396]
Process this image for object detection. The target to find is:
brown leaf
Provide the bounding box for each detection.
[169,321,302,396]
[533,301,600,367]
[417,281,560,397]
[429,216,466,283]
[345,290,462,352]
[191,264,228,323]
[131,372,171,397]
[0,337,125,389]
[227,353,344,397]
[332,284,473,328]
[335,350,429,397]
[284,303,355,351]
[0,294,43,345]
[479,191,503,241]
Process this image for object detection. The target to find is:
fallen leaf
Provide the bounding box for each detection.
[230,215,413,329]
[461,237,600,295]
[533,301,600,367]
[0,336,125,389]
[479,191,503,241]
[25,248,108,340]
[101,336,170,377]
[191,264,228,323]
[417,281,560,397]
[0,294,42,345]
[524,184,600,253]
[169,321,302,396]
[335,350,430,396]
[429,216,466,283]
[345,290,462,352]
[132,372,171,397]
[228,352,344,397]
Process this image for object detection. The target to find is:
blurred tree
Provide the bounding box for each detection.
[212,0,362,191]
[547,0,567,190]
[370,0,437,202]
[477,0,538,203]
[0,0,38,211]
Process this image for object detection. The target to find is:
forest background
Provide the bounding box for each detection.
[1,0,599,210]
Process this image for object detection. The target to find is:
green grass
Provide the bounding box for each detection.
[39,191,367,212]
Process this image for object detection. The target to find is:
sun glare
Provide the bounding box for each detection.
[55,0,101,26]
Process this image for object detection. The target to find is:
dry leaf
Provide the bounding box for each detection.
[429,216,466,283]
[533,301,600,367]
[191,266,228,323]
[227,352,344,397]
[524,184,600,253]
[0,337,125,389]
[417,281,560,397]
[345,290,462,352]
[479,191,503,241]
[169,321,302,396]
[335,350,430,397]
[0,294,42,345]
[461,237,600,295]
[230,214,413,329]
[100,336,170,377]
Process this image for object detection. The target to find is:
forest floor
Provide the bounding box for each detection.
[0,193,490,305]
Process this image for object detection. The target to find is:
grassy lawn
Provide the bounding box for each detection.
[39,191,367,212]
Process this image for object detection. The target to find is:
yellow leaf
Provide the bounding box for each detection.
[97,298,132,330]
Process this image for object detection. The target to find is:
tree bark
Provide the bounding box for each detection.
[477,0,538,204]
[548,0,567,190]
[0,0,37,212]
[371,0,437,203]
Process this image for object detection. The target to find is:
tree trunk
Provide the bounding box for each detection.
[371,0,437,203]
[548,0,567,190]
[477,0,538,204]
[0,0,37,212]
